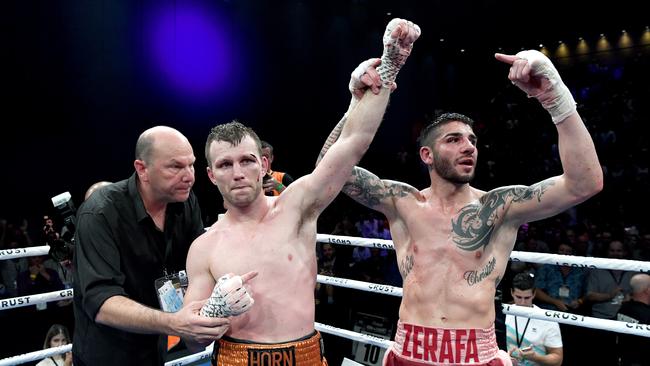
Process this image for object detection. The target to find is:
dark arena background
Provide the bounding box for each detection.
[1,1,649,365]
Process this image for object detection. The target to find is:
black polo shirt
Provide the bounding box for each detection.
[72,173,204,366]
[617,300,650,366]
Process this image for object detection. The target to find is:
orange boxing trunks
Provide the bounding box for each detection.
[212,331,328,366]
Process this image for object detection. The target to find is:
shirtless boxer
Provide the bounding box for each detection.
[317,50,603,365]
[182,18,421,365]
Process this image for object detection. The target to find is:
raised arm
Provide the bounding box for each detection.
[494,50,603,226]
[312,19,421,218]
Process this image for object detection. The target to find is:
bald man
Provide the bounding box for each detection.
[84,181,112,201]
[616,273,650,366]
[73,126,228,366]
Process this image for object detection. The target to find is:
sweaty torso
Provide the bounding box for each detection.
[391,187,518,329]
[203,199,318,342]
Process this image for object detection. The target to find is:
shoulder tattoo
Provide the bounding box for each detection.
[451,180,554,251]
[343,169,416,208]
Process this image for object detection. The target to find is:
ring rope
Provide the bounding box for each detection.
[0,246,50,260]
[3,276,649,339]
[316,234,650,272]
[4,237,650,273]
[0,289,73,311]
[163,344,213,366]
[315,322,393,349]
[502,303,650,338]
[318,274,402,297]
[0,344,71,366]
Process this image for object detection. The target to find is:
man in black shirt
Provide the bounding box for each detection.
[73,126,229,366]
[617,273,650,366]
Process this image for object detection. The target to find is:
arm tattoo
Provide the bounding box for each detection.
[399,254,414,279]
[316,115,346,165]
[463,257,496,286]
[343,169,416,208]
[451,181,554,251]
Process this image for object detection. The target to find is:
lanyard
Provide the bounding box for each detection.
[515,316,531,348]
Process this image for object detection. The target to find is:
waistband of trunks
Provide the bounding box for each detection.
[391,319,499,365]
[212,331,326,366]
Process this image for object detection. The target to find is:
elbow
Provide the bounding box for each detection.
[586,173,604,198]
[571,171,603,202]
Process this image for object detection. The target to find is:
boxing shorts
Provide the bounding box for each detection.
[211,331,328,366]
[383,320,511,366]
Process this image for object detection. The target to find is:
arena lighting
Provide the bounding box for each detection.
[576,37,590,54]
[641,27,650,44]
[618,30,633,49]
[146,3,238,99]
[597,34,612,52]
[555,42,570,58]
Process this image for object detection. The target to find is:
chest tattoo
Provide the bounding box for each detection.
[464,257,496,286]
[451,182,553,251]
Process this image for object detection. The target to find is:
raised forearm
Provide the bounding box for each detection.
[316,114,348,166]
[556,113,603,198]
[337,87,391,158]
[95,295,173,335]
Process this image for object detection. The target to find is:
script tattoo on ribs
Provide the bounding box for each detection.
[464,257,496,286]
[451,181,554,251]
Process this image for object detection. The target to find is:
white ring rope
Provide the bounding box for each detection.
[318,274,402,297]
[315,322,393,349]
[0,289,73,310]
[318,234,395,250]
[0,246,50,260]
[502,304,650,338]
[164,344,213,366]
[0,344,71,366]
[4,237,650,273]
[317,234,650,272]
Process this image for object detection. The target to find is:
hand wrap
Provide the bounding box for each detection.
[515,50,576,124]
[200,274,254,318]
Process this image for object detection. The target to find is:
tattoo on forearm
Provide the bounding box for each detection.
[317,116,347,165]
[451,180,555,251]
[343,170,416,208]
[399,254,414,278]
[463,257,496,286]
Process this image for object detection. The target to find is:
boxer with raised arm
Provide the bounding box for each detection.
[182,18,421,365]
[317,50,602,365]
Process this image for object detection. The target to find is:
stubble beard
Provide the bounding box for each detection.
[433,155,475,184]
